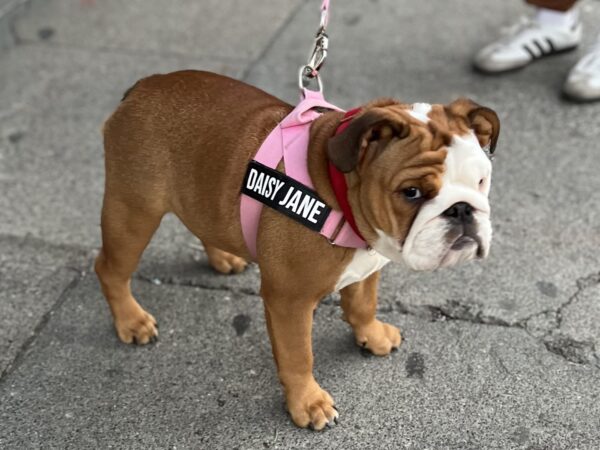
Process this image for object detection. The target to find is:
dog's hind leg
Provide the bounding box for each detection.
[202,242,248,274]
[95,198,162,345]
[340,271,402,355]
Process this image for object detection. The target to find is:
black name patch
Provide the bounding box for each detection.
[242,161,331,232]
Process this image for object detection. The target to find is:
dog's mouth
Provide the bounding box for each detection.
[451,235,476,250]
[449,233,484,258]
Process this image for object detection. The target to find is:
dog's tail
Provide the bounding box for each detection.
[121,80,142,102]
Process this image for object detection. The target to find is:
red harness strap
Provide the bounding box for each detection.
[327,107,365,241]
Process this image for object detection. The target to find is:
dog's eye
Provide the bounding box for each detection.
[402,187,423,201]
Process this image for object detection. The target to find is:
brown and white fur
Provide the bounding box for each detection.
[95,71,500,430]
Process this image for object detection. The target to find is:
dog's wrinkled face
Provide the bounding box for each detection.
[328,98,500,271]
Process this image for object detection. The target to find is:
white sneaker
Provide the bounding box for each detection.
[563,37,600,102]
[474,17,582,73]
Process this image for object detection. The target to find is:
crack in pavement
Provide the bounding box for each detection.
[0,268,84,384]
[389,270,600,369]
[135,273,260,297]
[551,271,600,330]
[543,337,600,368]
[537,271,600,368]
[393,298,513,328]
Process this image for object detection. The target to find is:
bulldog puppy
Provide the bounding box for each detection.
[95,71,499,430]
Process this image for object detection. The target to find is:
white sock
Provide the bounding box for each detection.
[535,7,579,29]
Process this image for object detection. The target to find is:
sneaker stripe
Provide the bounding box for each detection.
[546,38,556,54]
[522,44,537,60]
[533,39,546,56]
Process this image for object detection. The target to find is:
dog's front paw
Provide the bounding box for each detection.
[113,302,158,345]
[286,379,339,431]
[354,320,401,356]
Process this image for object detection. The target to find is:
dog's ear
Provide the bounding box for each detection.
[327,108,411,173]
[447,99,500,154]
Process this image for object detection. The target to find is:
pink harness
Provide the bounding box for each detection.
[240,89,367,259]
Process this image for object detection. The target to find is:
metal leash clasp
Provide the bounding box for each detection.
[298,2,330,92]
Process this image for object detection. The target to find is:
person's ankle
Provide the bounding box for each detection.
[534,7,579,29]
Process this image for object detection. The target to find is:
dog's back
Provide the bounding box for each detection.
[102,70,291,256]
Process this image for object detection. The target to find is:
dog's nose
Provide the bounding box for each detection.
[442,202,474,224]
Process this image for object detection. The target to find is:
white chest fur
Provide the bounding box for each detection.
[334,248,390,291]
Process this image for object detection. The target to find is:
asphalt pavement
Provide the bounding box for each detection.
[1,0,600,448]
